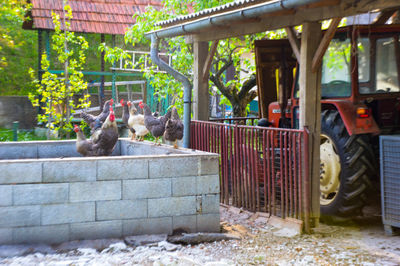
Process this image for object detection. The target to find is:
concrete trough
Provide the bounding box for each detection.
[0,139,220,244]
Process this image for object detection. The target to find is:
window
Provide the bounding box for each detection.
[357,38,370,83]
[321,38,351,97]
[374,37,399,93]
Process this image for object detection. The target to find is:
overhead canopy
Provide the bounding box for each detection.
[23,0,163,35]
[147,0,400,41]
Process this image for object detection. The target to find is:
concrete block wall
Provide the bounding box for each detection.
[0,140,220,245]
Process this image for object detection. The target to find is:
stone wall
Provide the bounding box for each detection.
[0,96,37,129]
[0,140,220,244]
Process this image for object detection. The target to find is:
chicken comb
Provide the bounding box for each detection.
[110,99,114,105]
[120,99,124,106]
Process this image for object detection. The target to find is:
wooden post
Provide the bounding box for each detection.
[299,22,322,230]
[100,34,105,110]
[111,35,116,106]
[193,41,209,121]
[37,29,43,115]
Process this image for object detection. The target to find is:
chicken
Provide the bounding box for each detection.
[140,102,171,145]
[120,99,135,137]
[81,99,113,134]
[164,106,184,149]
[74,125,96,156]
[91,107,119,156]
[128,101,148,141]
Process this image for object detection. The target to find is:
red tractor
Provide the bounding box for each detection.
[255,24,400,217]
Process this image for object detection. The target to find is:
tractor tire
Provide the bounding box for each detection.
[320,110,375,218]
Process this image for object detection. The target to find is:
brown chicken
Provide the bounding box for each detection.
[81,99,113,134]
[164,107,183,149]
[140,102,171,145]
[91,107,119,156]
[74,125,96,156]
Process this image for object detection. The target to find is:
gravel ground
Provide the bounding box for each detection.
[1,204,400,265]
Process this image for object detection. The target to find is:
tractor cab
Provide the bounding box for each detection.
[255,24,400,218]
[257,24,400,136]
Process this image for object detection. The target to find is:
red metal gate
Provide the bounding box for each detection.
[190,119,310,225]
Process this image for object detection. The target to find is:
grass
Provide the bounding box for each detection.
[0,128,47,142]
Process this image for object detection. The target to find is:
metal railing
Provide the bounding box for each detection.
[110,50,171,73]
[190,119,310,227]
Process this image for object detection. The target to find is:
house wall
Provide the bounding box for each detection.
[0,140,220,244]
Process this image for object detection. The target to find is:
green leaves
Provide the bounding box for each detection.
[29,1,90,138]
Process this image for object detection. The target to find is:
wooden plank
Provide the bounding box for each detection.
[285,27,300,62]
[373,9,397,24]
[299,22,322,232]
[193,41,210,121]
[202,40,219,81]
[311,17,342,73]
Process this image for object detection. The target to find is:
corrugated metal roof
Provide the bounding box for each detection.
[155,0,268,27]
[24,0,163,35]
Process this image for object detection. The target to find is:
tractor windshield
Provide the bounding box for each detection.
[358,36,400,94]
[321,38,352,98]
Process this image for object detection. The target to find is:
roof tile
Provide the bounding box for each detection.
[26,0,163,35]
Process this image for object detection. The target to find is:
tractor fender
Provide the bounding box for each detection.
[321,100,380,136]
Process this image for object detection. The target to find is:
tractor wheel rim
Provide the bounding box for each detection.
[320,134,341,206]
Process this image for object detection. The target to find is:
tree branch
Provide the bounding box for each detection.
[215,59,233,78]
[210,74,234,103]
[238,74,257,99]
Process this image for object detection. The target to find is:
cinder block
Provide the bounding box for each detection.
[200,194,220,214]
[172,215,197,233]
[0,186,12,206]
[70,181,121,202]
[148,196,197,217]
[13,183,69,205]
[43,160,96,183]
[0,162,42,184]
[197,175,220,194]
[110,140,121,156]
[0,206,40,227]
[13,225,69,244]
[148,157,198,178]
[0,143,37,160]
[38,141,79,158]
[199,156,220,175]
[0,228,12,244]
[172,176,196,196]
[41,203,95,225]
[96,200,147,220]
[70,220,122,240]
[197,213,220,233]
[123,179,171,199]
[120,139,129,155]
[97,158,148,180]
[122,217,172,235]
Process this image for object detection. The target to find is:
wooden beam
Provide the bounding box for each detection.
[190,0,400,42]
[311,17,341,73]
[299,22,322,232]
[285,27,300,62]
[202,40,219,81]
[193,41,210,121]
[373,9,397,24]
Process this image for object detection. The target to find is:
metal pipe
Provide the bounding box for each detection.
[12,121,19,141]
[150,34,192,148]
[146,0,321,39]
